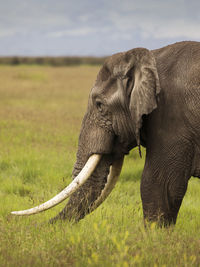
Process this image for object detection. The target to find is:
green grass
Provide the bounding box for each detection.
[0,65,200,266]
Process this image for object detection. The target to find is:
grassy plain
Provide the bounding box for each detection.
[0,65,200,266]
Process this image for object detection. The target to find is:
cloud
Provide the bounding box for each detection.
[0,0,200,55]
[48,27,97,38]
[109,0,200,40]
[0,29,16,38]
[148,21,200,39]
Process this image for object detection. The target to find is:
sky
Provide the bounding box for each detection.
[0,0,200,56]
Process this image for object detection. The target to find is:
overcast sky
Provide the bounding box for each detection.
[0,0,200,56]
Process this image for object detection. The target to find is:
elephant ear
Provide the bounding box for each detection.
[127,48,161,147]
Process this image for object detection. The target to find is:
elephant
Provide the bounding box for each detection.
[11,41,200,226]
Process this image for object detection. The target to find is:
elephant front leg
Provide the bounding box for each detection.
[141,177,188,226]
[141,147,193,226]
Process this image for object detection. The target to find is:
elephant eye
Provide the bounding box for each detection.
[96,100,103,111]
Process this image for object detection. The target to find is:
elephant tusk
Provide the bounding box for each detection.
[11,154,101,216]
[90,156,124,212]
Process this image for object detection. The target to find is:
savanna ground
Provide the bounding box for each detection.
[0,65,200,267]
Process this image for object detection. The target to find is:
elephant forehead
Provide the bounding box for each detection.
[106,52,128,75]
[97,52,128,82]
[92,77,117,96]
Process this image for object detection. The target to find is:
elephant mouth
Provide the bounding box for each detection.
[11,154,124,216]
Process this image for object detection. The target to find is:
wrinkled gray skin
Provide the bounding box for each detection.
[51,41,200,226]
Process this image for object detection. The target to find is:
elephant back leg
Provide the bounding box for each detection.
[141,139,194,226]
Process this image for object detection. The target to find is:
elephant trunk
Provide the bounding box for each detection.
[51,154,123,222]
[90,157,124,212]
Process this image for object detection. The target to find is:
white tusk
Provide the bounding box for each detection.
[11,154,101,216]
[90,157,124,212]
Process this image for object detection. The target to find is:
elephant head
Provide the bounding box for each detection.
[11,47,161,222]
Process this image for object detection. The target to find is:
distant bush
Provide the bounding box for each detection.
[0,56,107,66]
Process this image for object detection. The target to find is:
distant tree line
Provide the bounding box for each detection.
[0,56,107,66]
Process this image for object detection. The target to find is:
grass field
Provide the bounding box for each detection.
[0,65,200,266]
